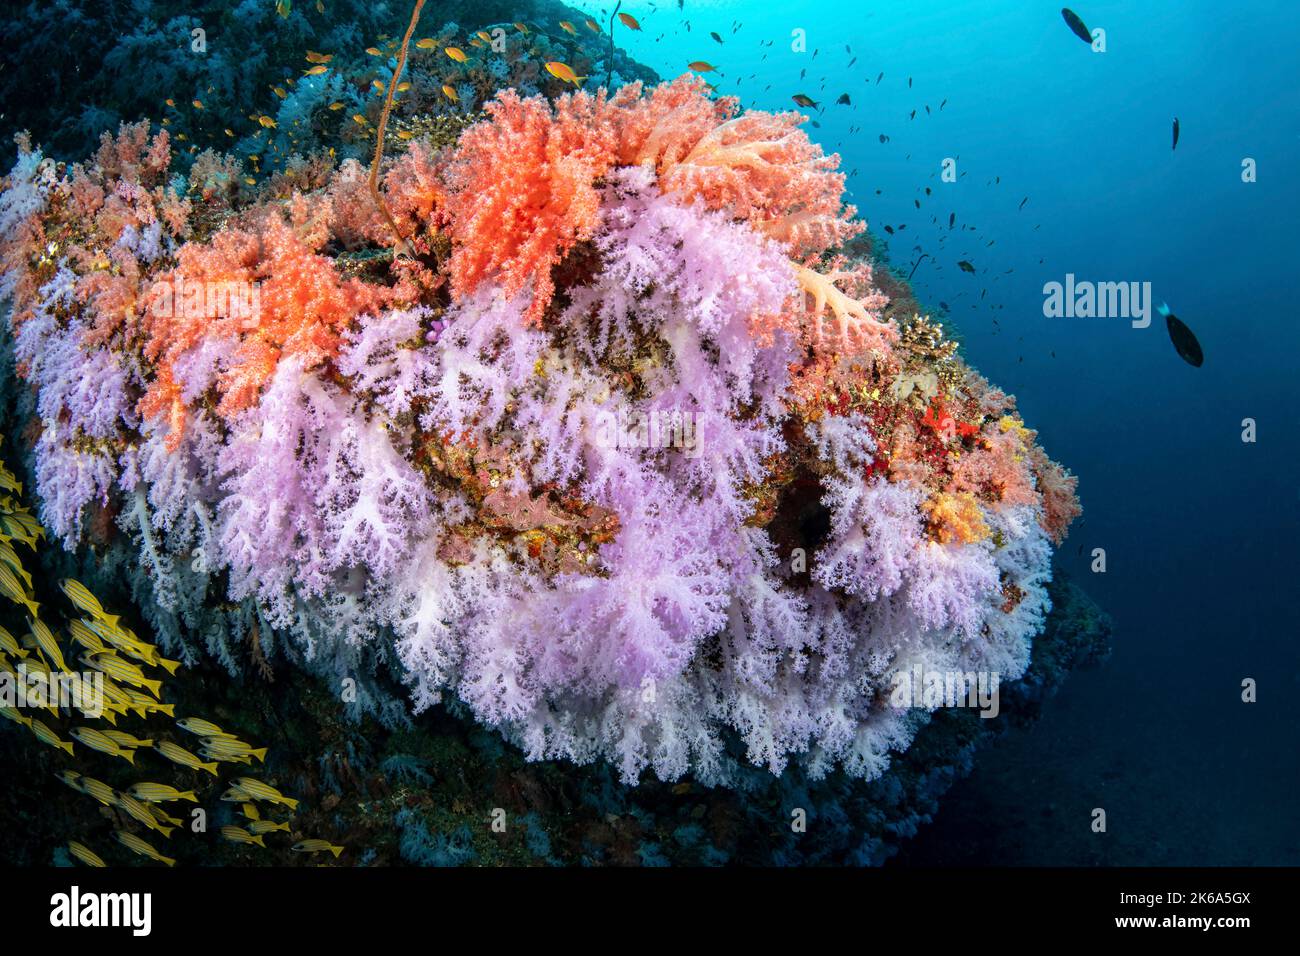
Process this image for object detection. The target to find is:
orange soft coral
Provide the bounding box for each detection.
[141,209,391,444]
[443,89,619,324]
[922,491,991,545]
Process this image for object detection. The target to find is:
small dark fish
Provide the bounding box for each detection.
[948,212,955,229]
[836,93,851,105]
[958,260,975,273]
[910,109,916,120]
[884,225,894,234]
[1018,196,1029,210]
[1172,117,1180,150]
[876,71,884,84]
[939,98,947,110]
[711,31,723,44]
[879,133,889,143]
[848,57,857,67]
[1159,303,1203,366]
[939,301,949,311]
[792,93,819,108]
[908,76,912,88]
[914,199,920,209]
[1061,8,1092,44]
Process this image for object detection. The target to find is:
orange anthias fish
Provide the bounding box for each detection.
[545,62,587,87]
[441,85,460,102]
[304,50,333,64]
[618,12,642,31]
[584,18,601,33]
[558,21,578,35]
[303,65,328,76]
[688,61,716,73]
[444,47,467,63]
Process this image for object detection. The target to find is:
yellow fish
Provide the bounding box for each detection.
[241,802,261,820]
[176,716,235,738]
[444,47,467,63]
[515,22,530,34]
[0,541,33,588]
[0,705,31,728]
[55,770,83,792]
[117,792,175,838]
[30,719,74,756]
[201,736,267,762]
[365,46,382,56]
[192,99,204,109]
[273,86,288,99]
[292,839,344,858]
[103,730,153,750]
[234,777,299,811]
[154,740,218,776]
[66,619,106,654]
[85,653,162,699]
[0,624,27,659]
[249,819,291,835]
[396,81,411,92]
[220,826,266,848]
[441,85,459,102]
[29,618,66,672]
[351,113,369,125]
[69,727,136,764]
[0,563,39,617]
[115,830,175,867]
[127,782,198,804]
[476,30,492,43]
[258,115,278,128]
[305,50,333,64]
[415,37,436,49]
[396,130,414,140]
[371,79,386,93]
[68,841,106,868]
[220,785,253,802]
[303,65,329,76]
[545,62,587,86]
[79,776,117,806]
[225,129,235,137]
[328,101,345,110]
[558,20,578,35]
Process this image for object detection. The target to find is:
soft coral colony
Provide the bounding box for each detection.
[0,74,1079,786]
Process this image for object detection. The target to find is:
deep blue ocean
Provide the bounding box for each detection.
[612,0,1300,863]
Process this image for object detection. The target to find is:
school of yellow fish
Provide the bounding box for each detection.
[0,435,344,865]
[156,14,685,185]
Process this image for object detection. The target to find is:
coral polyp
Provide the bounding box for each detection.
[0,74,1078,786]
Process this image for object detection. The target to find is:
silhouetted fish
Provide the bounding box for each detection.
[1159,303,1203,366]
[958,260,975,273]
[1172,117,1180,150]
[836,93,851,105]
[1061,8,1092,44]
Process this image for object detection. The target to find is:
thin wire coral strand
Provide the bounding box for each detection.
[370,0,426,260]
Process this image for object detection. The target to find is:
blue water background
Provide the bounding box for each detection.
[597,0,1300,863]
